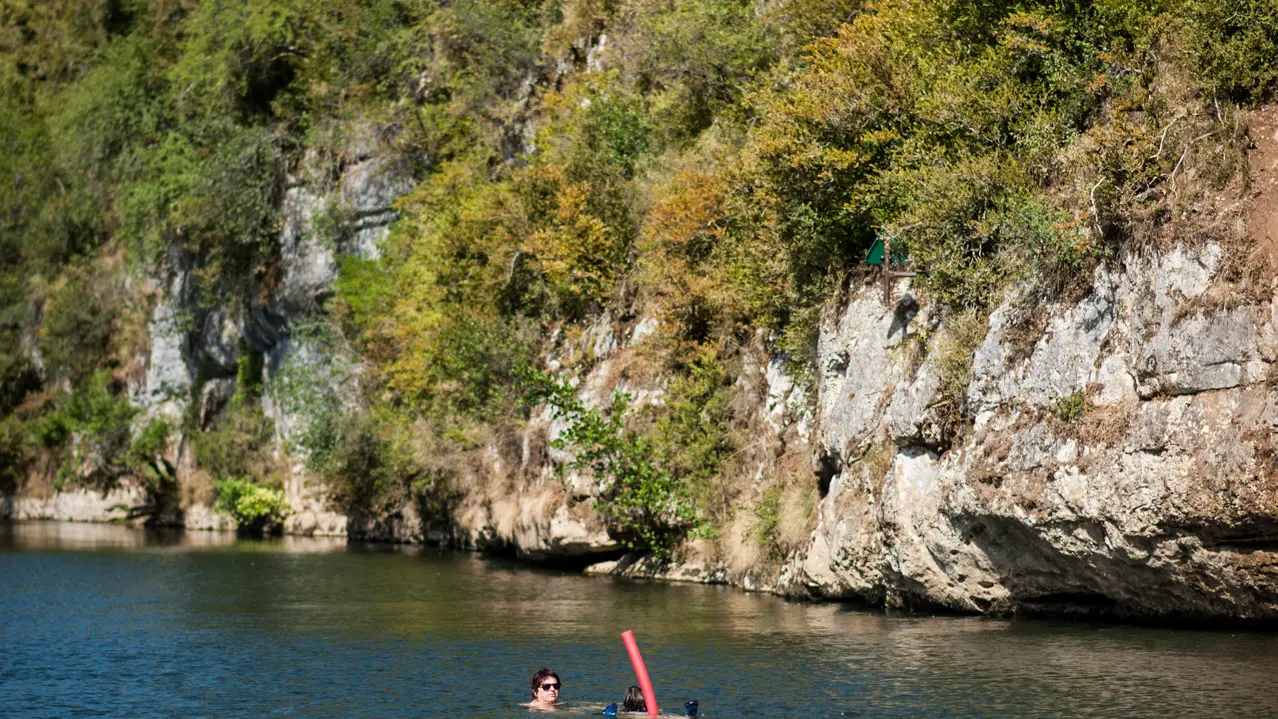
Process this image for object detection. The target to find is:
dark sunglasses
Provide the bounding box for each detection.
[540,683,561,691]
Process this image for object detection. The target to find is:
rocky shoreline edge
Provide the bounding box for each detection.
[10,508,1278,631]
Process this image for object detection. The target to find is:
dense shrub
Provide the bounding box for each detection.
[214,477,292,535]
[334,158,539,415]
[640,166,772,343]
[38,260,126,384]
[292,405,431,520]
[650,349,737,522]
[0,350,40,419]
[617,0,776,141]
[29,371,175,509]
[0,417,30,496]
[34,371,137,481]
[743,1,1096,312]
[191,402,278,487]
[307,413,400,517]
[1186,0,1278,102]
[522,368,708,558]
[125,120,284,296]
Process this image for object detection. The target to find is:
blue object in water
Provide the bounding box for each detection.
[602,703,618,717]
[685,700,699,717]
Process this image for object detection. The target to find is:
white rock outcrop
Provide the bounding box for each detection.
[780,243,1278,619]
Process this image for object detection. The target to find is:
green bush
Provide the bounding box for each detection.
[334,159,537,414]
[38,261,126,384]
[0,263,38,417]
[125,119,283,293]
[621,0,776,141]
[0,417,29,496]
[28,371,176,507]
[542,75,653,175]
[214,477,292,534]
[651,350,736,523]
[0,353,40,419]
[295,405,426,519]
[742,0,1111,314]
[166,0,308,119]
[192,401,278,486]
[1186,0,1278,103]
[522,367,706,559]
[234,346,265,402]
[1056,390,1088,423]
[36,372,136,478]
[752,486,782,559]
[309,414,400,517]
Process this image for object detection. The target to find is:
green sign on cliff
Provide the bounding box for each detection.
[864,238,908,266]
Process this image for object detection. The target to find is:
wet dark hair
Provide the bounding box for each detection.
[623,685,646,712]
[530,668,560,699]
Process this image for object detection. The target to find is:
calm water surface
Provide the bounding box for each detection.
[2,521,1277,718]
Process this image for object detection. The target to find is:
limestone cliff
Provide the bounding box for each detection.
[779,245,1278,620]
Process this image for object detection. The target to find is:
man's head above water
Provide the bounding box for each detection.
[529,668,561,708]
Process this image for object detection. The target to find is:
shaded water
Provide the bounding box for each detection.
[2,521,1276,718]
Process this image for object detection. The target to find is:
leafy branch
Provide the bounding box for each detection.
[519,367,704,559]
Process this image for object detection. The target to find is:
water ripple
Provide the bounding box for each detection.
[2,521,1276,719]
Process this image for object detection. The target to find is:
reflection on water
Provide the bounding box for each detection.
[2,521,1277,719]
[0,520,348,552]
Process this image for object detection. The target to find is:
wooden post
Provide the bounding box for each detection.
[881,237,893,306]
[881,236,915,306]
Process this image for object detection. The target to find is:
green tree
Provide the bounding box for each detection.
[521,367,705,559]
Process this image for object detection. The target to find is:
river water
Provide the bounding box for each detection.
[2,521,1276,719]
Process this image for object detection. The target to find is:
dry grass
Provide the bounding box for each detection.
[181,467,218,508]
[929,309,989,442]
[18,453,59,500]
[724,512,762,579]
[776,480,817,550]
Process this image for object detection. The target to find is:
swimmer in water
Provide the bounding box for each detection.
[527,668,562,711]
[621,685,646,713]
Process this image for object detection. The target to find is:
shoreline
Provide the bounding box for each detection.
[7,515,1278,632]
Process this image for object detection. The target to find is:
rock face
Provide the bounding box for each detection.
[2,486,149,523]
[778,243,1278,620]
[255,143,412,537]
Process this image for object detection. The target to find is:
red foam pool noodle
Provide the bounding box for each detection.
[620,630,659,717]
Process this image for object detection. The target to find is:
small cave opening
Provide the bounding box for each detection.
[815,448,841,498]
[1020,592,1118,614]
